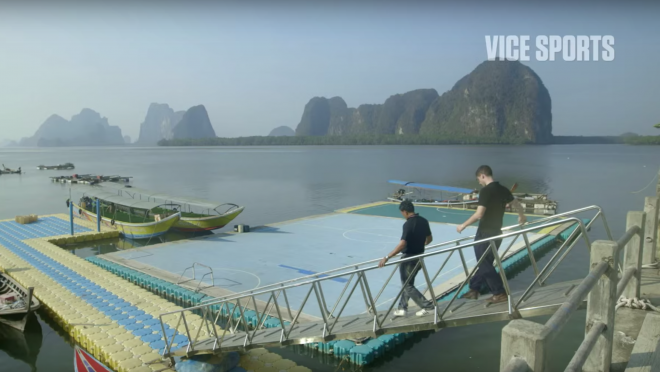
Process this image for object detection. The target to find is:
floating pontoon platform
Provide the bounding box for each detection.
[0,214,308,372]
[90,201,588,365]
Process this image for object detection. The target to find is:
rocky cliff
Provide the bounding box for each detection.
[419,60,552,143]
[295,90,438,136]
[135,103,185,146]
[20,109,125,147]
[268,126,295,136]
[172,105,217,140]
[294,60,553,143]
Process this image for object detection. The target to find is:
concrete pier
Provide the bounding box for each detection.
[500,173,660,372]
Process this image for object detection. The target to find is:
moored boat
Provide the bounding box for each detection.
[0,272,40,332]
[0,164,22,175]
[387,180,558,215]
[37,162,75,170]
[96,182,245,232]
[69,185,181,240]
[51,174,132,184]
[74,345,113,372]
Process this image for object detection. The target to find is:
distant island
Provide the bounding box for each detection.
[13,103,218,148]
[131,103,216,146]
[19,109,125,147]
[268,126,295,136]
[158,59,660,147]
[10,59,659,148]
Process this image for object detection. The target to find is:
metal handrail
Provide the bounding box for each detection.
[180,217,588,312]
[177,262,214,287]
[198,205,610,305]
[157,213,599,357]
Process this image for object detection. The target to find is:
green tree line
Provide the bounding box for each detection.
[158,135,531,146]
[157,134,660,147]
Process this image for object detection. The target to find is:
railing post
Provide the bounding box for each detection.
[69,200,74,236]
[584,240,618,372]
[500,320,549,371]
[96,198,101,232]
[622,211,646,299]
[643,197,658,265]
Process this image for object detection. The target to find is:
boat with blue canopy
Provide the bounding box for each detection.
[387,180,558,215]
[387,180,479,207]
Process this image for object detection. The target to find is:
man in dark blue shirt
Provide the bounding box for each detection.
[456,165,526,304]
[379,200,435,316]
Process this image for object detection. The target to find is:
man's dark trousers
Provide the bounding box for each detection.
[398,255,434,310]
[469,230,505,295]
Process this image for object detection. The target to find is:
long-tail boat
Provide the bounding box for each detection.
[74,345,113,372]
[69,185,181,240]
[37,162,75,170]
[0,164,22,174]
[96,182,245,232]
[387,180,558,215]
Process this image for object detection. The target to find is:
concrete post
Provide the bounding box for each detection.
[643,197,658,265]
[622,211,646,299]
[584,240,619,372]
[656,174,660,258]
[500,320,549,372]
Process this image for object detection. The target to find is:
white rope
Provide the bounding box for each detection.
[616,296,660,312]
[631,167,660,194]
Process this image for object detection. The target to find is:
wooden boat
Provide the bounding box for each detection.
[74,345,113,372]
[0,272,40,332]
[96,182,245,232]
[0,164,22,175]
[37,162,74,170]
[69,185,181,240]
[387,180,558,215]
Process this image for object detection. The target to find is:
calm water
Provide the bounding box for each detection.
[0,145,658,372]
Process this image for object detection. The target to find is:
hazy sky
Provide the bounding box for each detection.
[1,0,659,141]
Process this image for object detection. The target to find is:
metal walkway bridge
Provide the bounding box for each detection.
[157,206,613,358]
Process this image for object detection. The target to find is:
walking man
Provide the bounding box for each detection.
[456,165,526,304]
[379,200,436,316]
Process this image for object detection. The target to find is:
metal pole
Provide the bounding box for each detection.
[96,198,101,232]
[566,322,607,372]
[69,200,74,235]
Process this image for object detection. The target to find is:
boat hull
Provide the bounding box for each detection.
[74,345,113,372]
[387,194,557,215]
[37,166,74,170]
[74,203,180,240]
[0,273,40,331]
[173,207,245,232]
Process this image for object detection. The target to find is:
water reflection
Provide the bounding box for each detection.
[0,315,42,372]
[61,229,213,258]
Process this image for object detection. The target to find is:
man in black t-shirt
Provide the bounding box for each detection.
[456,165,526,304]
[379,200,435,316]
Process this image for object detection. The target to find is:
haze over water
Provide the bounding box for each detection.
[0,144,658,371]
